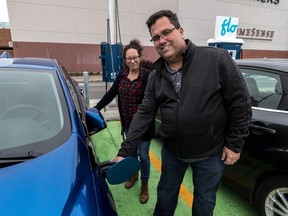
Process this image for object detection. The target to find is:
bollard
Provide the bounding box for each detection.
[83,71,90,108]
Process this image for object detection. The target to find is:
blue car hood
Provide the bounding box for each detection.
[0,133,96,216]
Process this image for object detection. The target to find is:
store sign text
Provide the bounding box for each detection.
[250,0,279,5]
[237,27,274,40]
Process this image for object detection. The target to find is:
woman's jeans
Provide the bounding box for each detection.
[154,147,224,216]
[124,128,151,181]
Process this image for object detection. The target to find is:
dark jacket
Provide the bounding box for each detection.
[118,40,252,159]
[95,66,155,141]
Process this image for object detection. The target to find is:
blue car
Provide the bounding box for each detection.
[0,56,118,215]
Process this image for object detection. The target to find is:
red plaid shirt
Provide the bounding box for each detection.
[118,69,147,129]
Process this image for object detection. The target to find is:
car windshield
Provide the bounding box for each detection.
[0,68,70,153]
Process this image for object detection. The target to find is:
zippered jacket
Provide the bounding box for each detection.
[118,40,252,159]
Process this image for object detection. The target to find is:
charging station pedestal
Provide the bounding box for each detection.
[100,42,123,82]
[207,39,243,60]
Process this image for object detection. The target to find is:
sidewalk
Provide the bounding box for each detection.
[71,74,121,121]
[71,74,102,83]
[92,99,120,122]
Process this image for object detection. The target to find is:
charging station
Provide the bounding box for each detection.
[100,42,123,82]
[207,16,244,60]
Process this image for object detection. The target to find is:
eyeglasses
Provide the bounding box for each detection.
[150,27,176,43]
[125,56,139,62]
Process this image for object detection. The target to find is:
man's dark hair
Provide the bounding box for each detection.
[146,10,181,33]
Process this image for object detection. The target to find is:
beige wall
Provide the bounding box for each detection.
[7,0,288,48]
[6,0,288,72]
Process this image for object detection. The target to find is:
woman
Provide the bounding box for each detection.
[95,39,154,204]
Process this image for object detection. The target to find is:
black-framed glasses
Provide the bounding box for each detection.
[150,27,176,43]
[125,56,139,62]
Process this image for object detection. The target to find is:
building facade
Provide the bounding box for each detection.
[5,0,288,72]
[0,28,13,56]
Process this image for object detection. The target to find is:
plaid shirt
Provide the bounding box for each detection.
[119,69,146,129]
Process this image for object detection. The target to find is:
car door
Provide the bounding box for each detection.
[223,64,288,199]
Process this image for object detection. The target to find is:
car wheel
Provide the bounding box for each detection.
[255,176,288,216]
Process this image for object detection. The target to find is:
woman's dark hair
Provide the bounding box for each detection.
[146,10,181,33]
[122,39,153,70]
[123,39,143,60]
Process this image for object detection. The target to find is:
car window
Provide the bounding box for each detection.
[241,68,282,109]
[60,66,86,116]
[0,68,70,151]
[60,66,89,138]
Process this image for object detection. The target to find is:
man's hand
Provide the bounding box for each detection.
[114,156,125,162]
[221,146,240,165]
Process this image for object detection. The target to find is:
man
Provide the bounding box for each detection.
[115,10,251,216]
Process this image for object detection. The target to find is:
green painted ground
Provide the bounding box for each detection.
[92,121,257,216]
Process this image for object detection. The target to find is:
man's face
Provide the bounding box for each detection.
[150,16,185,63]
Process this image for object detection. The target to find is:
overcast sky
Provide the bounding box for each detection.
[0,0,9,22]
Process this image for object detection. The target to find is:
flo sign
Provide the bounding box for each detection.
[221,17,238,37]
[214,16,239,40]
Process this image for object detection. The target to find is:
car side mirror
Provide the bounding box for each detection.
[97,157,140,185]
[85,108,106,135]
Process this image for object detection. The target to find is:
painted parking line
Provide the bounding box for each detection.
[149,150,193,208]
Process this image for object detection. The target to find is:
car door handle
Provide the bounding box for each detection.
[249,124,276,135]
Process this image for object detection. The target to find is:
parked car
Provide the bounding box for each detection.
[155,58,288,216]
[223,58,288,216]
[0,56,118,215]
